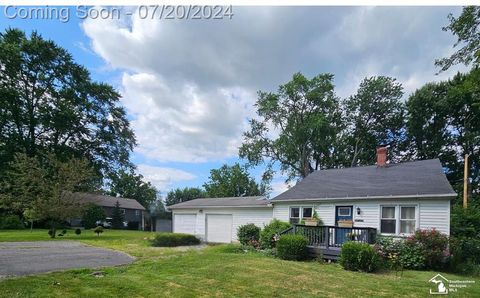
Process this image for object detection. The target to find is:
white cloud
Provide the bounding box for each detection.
[268,173,294,198]
[136,164,196,191]
[331,7,466,98]
[121,72,255,162]
[82,6,467,166]
[270,180,291,198]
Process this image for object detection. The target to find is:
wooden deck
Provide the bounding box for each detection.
[280,224,377,261]
[307,245,341,260]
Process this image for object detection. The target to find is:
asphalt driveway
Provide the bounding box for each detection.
[0,241,134,278]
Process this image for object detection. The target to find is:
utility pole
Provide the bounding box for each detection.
[463,154,469,209]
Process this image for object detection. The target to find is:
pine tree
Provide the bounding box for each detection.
[111,201,125,229]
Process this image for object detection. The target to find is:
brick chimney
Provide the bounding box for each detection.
[376,146,388,167]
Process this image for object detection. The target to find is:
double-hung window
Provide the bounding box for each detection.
[380,206,396,234]
[380,205,417,235]
[400,206,416,234]
[290,207,300,224]
[289,206,313,224]
[302,207,313,218]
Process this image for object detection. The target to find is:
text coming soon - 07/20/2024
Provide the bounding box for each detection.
[3,5,235,23]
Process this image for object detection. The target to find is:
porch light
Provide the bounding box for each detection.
[356,207,361,215]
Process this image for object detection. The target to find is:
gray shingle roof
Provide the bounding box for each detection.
[168,196,271,209]
[74,192,146,210]
[272,159,456,202]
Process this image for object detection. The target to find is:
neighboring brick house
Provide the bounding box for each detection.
[74,192,146,230]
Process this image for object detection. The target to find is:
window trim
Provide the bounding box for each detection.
[379,205,418,236]
[337,207,352,217]
[302,206,313,218]
[380,205,397,235]
[290,207,300,219]
[289,206,314,224]
[399,206,416,235]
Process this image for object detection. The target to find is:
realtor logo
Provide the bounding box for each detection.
[429,274,449,295]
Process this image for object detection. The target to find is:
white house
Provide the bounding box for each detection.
[168,148,456,243]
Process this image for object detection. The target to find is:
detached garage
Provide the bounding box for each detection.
[168,196,273,243]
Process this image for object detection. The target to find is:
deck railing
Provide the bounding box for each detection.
[279,224,377,249]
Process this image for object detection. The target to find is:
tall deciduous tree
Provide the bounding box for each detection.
[108,170,158,208]
[0,29,136,179]
[405,82,450,161]
[165,187,206,206]
[436,6,480,71]
[406,68,480,193]
[342,76,405,166]
[239,72,341,182]
[203,163,265,198]
[0,153,94,237]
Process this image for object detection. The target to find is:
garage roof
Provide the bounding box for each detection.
[168,196,271,209]
[272,158,456,202]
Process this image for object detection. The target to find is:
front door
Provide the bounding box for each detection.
[335,206,353,245]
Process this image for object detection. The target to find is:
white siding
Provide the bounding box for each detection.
[232,208,273,238]
[272,203,335,225]
[419,200,450,235]
[316,204,335,226]
[351,202,380,230]
[273,204,289,221]
[271,198,451,235]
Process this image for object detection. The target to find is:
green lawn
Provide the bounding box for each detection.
[0,229,165,259]
[0,229,479,297]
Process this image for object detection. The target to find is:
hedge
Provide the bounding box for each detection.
[151,233,200,247]
[260,219,291,249]
[276,234,308,260]
[339,241,381,273]
[237,223,261,246]
[0,214,24,229]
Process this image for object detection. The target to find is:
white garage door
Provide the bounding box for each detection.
[173,214,196,235]
[206,214,233,243]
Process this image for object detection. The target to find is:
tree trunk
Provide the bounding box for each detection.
[30,220,33,232]
[49,222,56,238]
[50,228,56,238]
[351,138,361,167]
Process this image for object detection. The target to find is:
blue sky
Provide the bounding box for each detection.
[0,6,467,197]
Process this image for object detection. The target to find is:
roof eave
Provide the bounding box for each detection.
[93,203,146,210]
[168,204,273,209]
[271,193,457,202]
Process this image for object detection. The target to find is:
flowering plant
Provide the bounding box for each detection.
[405,229,449,270]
